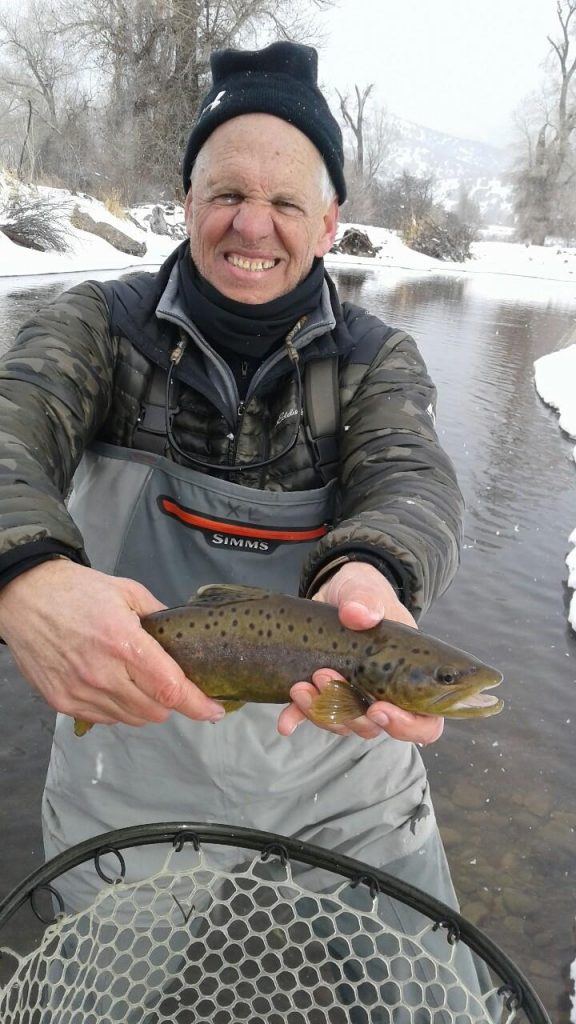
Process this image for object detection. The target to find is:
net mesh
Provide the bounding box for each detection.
[0,841,518,1024]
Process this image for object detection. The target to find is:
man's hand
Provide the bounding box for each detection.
[277,562,444,745]
[0,560,226,728]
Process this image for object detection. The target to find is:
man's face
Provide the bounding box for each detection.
[185,114,339,304]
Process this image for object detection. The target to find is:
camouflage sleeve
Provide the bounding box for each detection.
[300,319,464,618]
[0,282,117,562]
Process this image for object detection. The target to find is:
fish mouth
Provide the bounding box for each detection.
[430,672,504,717]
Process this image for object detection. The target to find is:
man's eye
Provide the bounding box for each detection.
[214,193,242,204]
[274,199,301,213]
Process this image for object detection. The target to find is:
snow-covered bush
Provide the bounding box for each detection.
[402,211,476,262]
[0,183,71,252]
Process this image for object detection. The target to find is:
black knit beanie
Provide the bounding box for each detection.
[182,41,346,204]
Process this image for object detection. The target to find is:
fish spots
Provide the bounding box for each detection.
[232,619,238,627]
[302,634,309,644]
[288,624,294,633]
[158,626,165,636]
[331,641,339,651]
[176,631,183,640]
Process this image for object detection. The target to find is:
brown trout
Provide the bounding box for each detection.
[74,584,503,735]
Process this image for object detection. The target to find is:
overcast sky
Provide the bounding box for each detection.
[317,0,560,147]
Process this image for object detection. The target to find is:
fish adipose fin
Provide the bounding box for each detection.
[309,679,371,726]
[191,584,271,606]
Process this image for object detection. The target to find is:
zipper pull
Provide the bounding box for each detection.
[170,336,188,364]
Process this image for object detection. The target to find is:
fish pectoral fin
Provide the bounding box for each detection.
[309,680,370,726]
[189,584,272,606]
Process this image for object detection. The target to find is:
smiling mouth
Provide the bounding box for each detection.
[226,254,278,272]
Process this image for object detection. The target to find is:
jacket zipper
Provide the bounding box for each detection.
[158,305,334,469]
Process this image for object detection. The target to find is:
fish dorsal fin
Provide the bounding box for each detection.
[309,679,371,726]
[189,584,272,607]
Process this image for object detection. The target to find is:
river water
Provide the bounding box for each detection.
[0,263,575,1020]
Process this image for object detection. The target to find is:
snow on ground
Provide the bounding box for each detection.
[0,179,182,277]
[329,222,576,292]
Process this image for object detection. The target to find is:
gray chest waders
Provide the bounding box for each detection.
[42,361,433,912]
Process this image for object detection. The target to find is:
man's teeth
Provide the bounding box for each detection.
[227,255,276,272]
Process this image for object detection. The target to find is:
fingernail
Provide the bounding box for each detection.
[371,711,390,728]
[209,707,226,722]
[348,602,382,625]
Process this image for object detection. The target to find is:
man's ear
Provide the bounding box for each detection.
[184,189,193,235]
[316,197,339,257]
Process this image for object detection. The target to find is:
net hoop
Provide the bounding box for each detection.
[0,821,550,1024]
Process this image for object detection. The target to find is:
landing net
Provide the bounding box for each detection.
[0,822,550,1024]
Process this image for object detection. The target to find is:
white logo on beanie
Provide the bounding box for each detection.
[201,90,227,117]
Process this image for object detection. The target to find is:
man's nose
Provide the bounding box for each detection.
[232,200,274,241]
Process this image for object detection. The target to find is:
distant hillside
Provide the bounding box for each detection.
[382,117,514,225]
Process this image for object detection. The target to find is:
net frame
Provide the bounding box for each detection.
[0,821,551,1024]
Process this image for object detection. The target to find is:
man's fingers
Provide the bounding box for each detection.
[367,702,445,744]
[313,563,418,630]
[124,630,226,723]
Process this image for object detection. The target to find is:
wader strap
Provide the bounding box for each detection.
[132,364,179,456]
[303,357,340,485]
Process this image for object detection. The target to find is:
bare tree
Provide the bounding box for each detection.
[337,83,397,225]
[512,0,576,244]
[0,0,94,184]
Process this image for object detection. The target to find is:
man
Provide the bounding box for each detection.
[0,42,462,926]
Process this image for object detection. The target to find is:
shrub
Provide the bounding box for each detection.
[0,188,71,252]
[402,211,476,262]
[103,191,129,220]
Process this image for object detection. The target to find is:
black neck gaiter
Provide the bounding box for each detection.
[177,247,325,359]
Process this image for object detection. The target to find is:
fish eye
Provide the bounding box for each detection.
[434,667,459,685]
